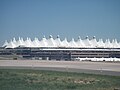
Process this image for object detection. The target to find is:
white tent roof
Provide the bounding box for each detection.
[69,38,77,47]
[2,40,8,47]
[62,38,69,47]
[54,35,63,47]
[32,38,40,47]
[40,36,49,47]
[76,36,85,47]
[47,35,56,47]
[90,36,98,47]
[6,40,16,48]
[111,39,119,48]
[97,39,105,48]
[3,36,120,48]
[105,39,112,48]
[83,36,92,48]
[24,37,33,47]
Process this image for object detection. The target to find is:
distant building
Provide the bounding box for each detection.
[0,35,120,61]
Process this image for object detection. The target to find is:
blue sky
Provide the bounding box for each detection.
[0,0,120,46]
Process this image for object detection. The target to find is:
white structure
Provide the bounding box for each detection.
[74,57,120,62]
[3,35,120,48]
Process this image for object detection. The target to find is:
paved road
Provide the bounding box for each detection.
[0,60,120,76]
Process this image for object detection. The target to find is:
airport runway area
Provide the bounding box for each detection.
[0,60,120,76]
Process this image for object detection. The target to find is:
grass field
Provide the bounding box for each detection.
[0,69,120,90]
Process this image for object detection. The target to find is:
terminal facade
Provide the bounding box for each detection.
[0,36,120,61]
[0,47,120,60]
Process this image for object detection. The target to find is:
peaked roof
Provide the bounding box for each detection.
[3,36,120,48]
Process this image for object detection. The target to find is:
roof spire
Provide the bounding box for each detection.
[57,35,60,38]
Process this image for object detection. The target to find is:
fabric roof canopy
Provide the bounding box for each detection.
[3,35,120,48]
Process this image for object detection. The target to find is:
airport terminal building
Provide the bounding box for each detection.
[0,35,120,61]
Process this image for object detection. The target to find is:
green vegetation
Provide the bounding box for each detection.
[0,69,120,90]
